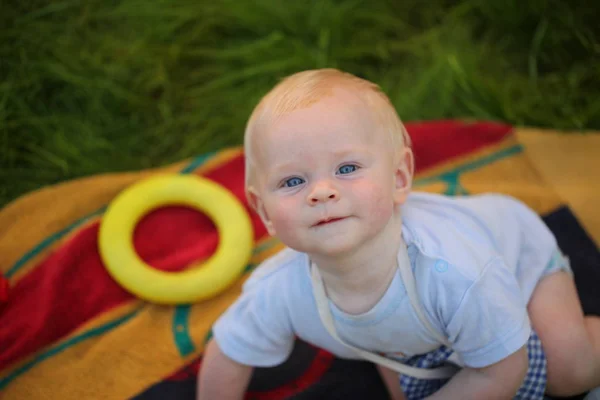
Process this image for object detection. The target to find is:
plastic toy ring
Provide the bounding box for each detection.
[98,174,254,305]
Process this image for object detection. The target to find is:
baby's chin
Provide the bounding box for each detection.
[286,235,363,260]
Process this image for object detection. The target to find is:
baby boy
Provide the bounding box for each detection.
[197,69,600,399]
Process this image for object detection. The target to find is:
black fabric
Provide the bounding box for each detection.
[545,207,600,316]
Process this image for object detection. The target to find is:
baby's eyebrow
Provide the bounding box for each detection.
[264,163,300,185]
[331,148,370,159]
[269,161,298,173]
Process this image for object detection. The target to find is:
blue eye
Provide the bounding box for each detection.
[283,177,305,188]
[337,164,358,175]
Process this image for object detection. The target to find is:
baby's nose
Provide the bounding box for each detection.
[308,182,339,205]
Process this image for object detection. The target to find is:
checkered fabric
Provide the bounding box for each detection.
[399,331,547,400]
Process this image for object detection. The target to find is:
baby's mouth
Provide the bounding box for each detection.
[314,217,346,226]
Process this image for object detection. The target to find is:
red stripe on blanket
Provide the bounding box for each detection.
[244,348,334,400]
[408,121,512,172]
[0,121,511,371]
[0,155,267,371]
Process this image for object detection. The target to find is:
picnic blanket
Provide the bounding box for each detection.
[1,121,599,400]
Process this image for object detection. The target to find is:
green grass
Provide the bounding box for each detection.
[1,0,599,207]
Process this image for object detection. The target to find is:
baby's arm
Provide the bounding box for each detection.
[427,345,528,400]
[197,339,253,400]
[377,365,406,400]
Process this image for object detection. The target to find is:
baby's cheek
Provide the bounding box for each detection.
[269,203,299,232]
[366,187,395,222]
[269,207,305,248]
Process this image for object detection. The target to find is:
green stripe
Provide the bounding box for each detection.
[414,144,523,187]
[244,237,282,273]
[6,154,215,278]
[172,237,283,355]
[180,152,215,174]
[203,330,213,345]
[0,307,143,390]
[6,208,106,278]
[439,172,470,196]
[172,305,195,357]
[252,237,281,255]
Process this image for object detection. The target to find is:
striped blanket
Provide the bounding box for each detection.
[1,121,598,399]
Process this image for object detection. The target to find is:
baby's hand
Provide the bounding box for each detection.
[377,364,407,399]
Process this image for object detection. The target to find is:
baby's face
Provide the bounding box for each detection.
[250,88,408,257]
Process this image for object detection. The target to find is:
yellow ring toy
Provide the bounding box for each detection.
[98,174,254,305]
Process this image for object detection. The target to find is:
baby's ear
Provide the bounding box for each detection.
[393,147,414,205]
[247,187,276,236]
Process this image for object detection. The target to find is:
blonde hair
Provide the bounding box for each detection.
[244,68,412,197]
